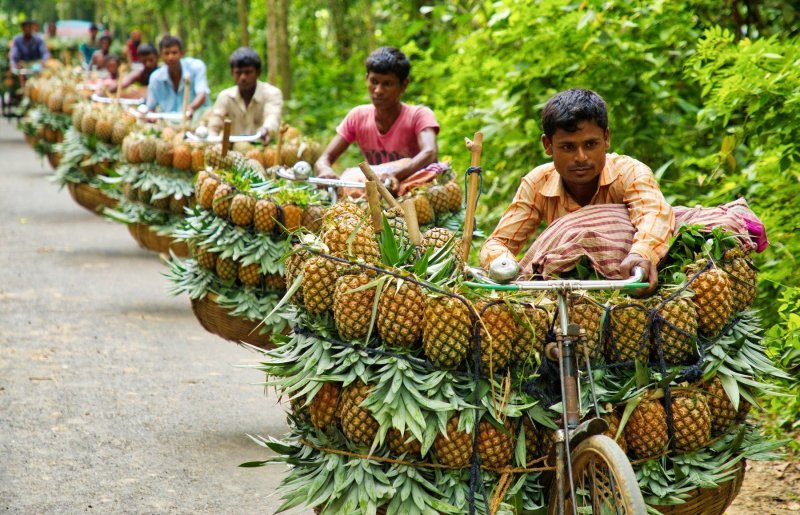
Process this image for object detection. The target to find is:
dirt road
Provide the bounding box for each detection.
[0,120,287,513]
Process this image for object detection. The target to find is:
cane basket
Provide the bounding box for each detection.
[128,222,189,257]
[67,181,118,214]
[47,151,62,169]
[190,293,274,349]
[653,460,746,514]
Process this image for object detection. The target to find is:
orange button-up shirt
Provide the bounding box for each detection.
[480,153,674,268]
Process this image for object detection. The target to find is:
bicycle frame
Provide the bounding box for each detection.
[465,267,646,515]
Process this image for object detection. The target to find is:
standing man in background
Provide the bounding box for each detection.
[207,47,282,142]
[80,24,99,65]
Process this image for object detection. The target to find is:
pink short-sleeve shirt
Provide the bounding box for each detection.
[336,103,439,165]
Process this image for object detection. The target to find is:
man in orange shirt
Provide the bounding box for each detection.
[480,88,673,293]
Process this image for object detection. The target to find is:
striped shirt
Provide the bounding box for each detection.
[480,153,674,268]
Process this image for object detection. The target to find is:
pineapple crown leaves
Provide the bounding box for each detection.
[163,254,217,300]
[267,271,304,321]
[379,215,414,268]
[385,465,459,514]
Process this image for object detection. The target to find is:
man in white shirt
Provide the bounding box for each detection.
[207,47,282,141]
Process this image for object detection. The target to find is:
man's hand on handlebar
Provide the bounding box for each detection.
[619,253,657,296]
[377,172,399,195]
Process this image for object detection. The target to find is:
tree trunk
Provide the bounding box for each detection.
[328,0,351,62]
[238,0,250,47]
[364,0,375,52]
[266,0,279,86]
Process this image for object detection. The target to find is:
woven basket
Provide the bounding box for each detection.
[46,151,62,169]
[67,182,118,215]
[128,222,189,257]
[190,293,275,349]
[653,460,745,514]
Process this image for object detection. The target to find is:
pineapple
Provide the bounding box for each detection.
[377,278,425,348]
[721,247,758,312]
[308,382,340,430]
[387,428,422,457]
[418,227,464,273]
[247,158,265,177]
[700,376,737,434]
[281,204,303,232]
[204,146,232,170]
[301,205,325,233]
[173,144,192,171]
[139,137,157,163]
[413,194,434,225]
[477,419,514,469]
[476,301,517,372]
[623,399,668,459]
[238,262,262,287]
[323,217,380,263]
[736,397,751,423]
[151,197,169,210]
[212,183,234,218]
[80,111,97,135]
[606,300,650,362]
[323,201,366,229]
[254,199,278,233]
[670,390,711,452]
[384,208,410,249]
[511,304,549,365]
[570,296,604,360]
[195,247,217,271]
[191,147,205,171]
[687,259,734,338]
[601,409,628,455]
[264,273,285,292]
[230,194,255,226]
[198,177,219,209]
[246,148,266,166]
[537,426,559,458]
[110,120,129,145]
[302,256,339,315]
[522,418,539,461]
[263,148,277,167]
[653,292,697,364]
[194,170,209,198]
[95,117,113,142]
[433,415,473,468]
[444,180,462,212]
[169,195,189,214]
[215,256,238,282]
[155,140,174,167]
[427,184,450,214]
[284,245,311,302]
[339,382,379,446]
[333,274,376,340]
[422,295,472,369]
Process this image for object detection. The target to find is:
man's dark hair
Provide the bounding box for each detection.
[89,23,99,31]
[159,34,183,52]
[365,47,410,83]
[105,54,120,65]
[99,34,112,45]
[229,47,261,72]
[21,19,36,28]
[138,43,157,58]
[541,88,608,139]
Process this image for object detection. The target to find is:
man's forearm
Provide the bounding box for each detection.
[391,148,436,181]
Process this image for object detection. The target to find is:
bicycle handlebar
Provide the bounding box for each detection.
[464,266,648,292]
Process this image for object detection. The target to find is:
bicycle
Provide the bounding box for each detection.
[465,258,648,515]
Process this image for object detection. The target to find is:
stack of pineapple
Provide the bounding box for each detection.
[19,72,80,166]
[246,203,784,513]
[165,153,328,344]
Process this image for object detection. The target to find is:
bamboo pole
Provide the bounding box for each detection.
[462,132,483,262]
[401,198,422,246]
[365,181,383,233]
[276,123,287,166]
[181,76,191,131]
[358,161,401,210]
[221,119,232,158]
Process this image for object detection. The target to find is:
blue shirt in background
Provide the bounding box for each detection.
[146,57,211,113]
[10,34,50,67]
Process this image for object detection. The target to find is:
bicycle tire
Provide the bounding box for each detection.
[548,434,646,515]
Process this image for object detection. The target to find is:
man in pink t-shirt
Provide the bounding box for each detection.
[314,47,440,193]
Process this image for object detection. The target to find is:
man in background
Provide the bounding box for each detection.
[80,24,98,65]
[9,20,50,72]
[145,35,210,117]
[207,47,282,141]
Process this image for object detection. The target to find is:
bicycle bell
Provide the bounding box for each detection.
[293,161,312,180]
[488,256,519,283]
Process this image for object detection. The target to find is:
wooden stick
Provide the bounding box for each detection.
[365,181,383,233]
[401,198,422,246]
[181,76,191,130]
[462,132,484,261]
[221,119,232,158]
[276,123,287,166]
[358,161,401,210]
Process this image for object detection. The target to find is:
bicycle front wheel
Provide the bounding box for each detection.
[549,434,646,515]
